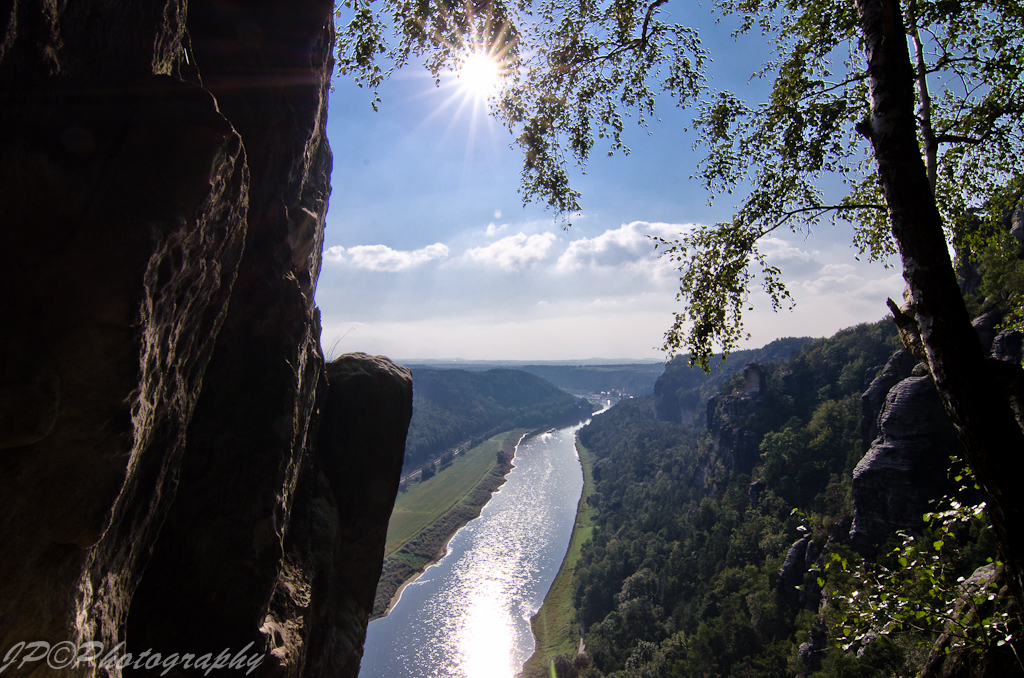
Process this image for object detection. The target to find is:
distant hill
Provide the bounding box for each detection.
[403,368,595,472]
[403,362,666,397]
[517,364,664,397]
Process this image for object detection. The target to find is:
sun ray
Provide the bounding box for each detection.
[459,51,501,96]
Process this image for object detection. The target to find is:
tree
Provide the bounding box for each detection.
[641,0,1024,638]
[846,0,1024,612]
[335,0,707,213]
[334,0,1024,612]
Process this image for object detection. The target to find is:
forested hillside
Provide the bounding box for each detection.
[531,318,1017,678]
[405,362,668,398]
[516,364,665,397]
[404,368,594,472]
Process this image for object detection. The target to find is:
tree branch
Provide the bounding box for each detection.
[636,0,669,52]
[759,202,886,232]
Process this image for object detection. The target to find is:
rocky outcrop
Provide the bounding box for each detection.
[705,365,771,477]
[0,4,411,678]
[850,375,961,556]
[972,310,1004,355]
[992,329,1023,363]
[860,349,920,453]
[854,303,1021,556]
[742,362,767,395]
[285,355,412,676]
[919,563,1023,678]
[777,535,811,608]
[796,620,828,674]
[653,338,810,424]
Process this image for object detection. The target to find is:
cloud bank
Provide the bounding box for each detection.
[556,221,686,276]
[324,243,449,272]
[316,220,903,359]
[462,232,557,271]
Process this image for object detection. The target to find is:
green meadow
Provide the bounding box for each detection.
[371,428,530,618]
[385,430,521,556]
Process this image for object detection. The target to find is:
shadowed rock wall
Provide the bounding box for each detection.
[850,373,961,556]
[0,3,410,677]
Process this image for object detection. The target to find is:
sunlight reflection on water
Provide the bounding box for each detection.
[358,424,586,678]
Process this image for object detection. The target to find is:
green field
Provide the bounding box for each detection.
[371,428,531,618]
[520,437,598,676]
[385,430,522,555]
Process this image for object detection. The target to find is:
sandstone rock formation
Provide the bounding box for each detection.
[776,535,811,608]
[860,348,919,453]
[653,337,809,424]
[0,3,411,677]
[919,563,1022,678]
[705,366,771,477]
[850,375,961,556]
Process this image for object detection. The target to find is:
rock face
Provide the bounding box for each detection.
[919,564,1022,678]
[653,338,810,424]
[850,375,961,556]
[705,366,771,477]
[777,535,811,608]
[0,4,412,678]
[860,349,920,453]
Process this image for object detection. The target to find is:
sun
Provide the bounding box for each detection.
[457,50,503,98]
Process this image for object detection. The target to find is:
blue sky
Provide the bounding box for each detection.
[316,5,903,361]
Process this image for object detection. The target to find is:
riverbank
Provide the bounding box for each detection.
[519,438,598,677]
[370,429,530,619]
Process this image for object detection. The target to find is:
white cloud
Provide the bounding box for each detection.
[324,243,449,272]
[793,269,902,300]
[817,263,857,276]
[485,222,508,237]
[462,232,557,271]
[761,237,813,264]
[319,301,675,361]
[555,221,688,275]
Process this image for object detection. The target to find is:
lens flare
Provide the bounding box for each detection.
[458,50,502,98]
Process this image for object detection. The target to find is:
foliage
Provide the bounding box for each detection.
[560,319,918,677]
[757,396,858,513]
[335,0,707,215]
[826,470,1018,665]
[654,0,1024,367]
[958,178,1024,332]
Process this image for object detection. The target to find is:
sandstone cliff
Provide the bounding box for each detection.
[850,372,961,556]
[704,363,772,477]
[0,3,410,677]
[851,316,1021,557]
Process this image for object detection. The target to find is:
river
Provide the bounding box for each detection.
[357,420,590,678]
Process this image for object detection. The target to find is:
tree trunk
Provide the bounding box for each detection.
[853,0,1024,606]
